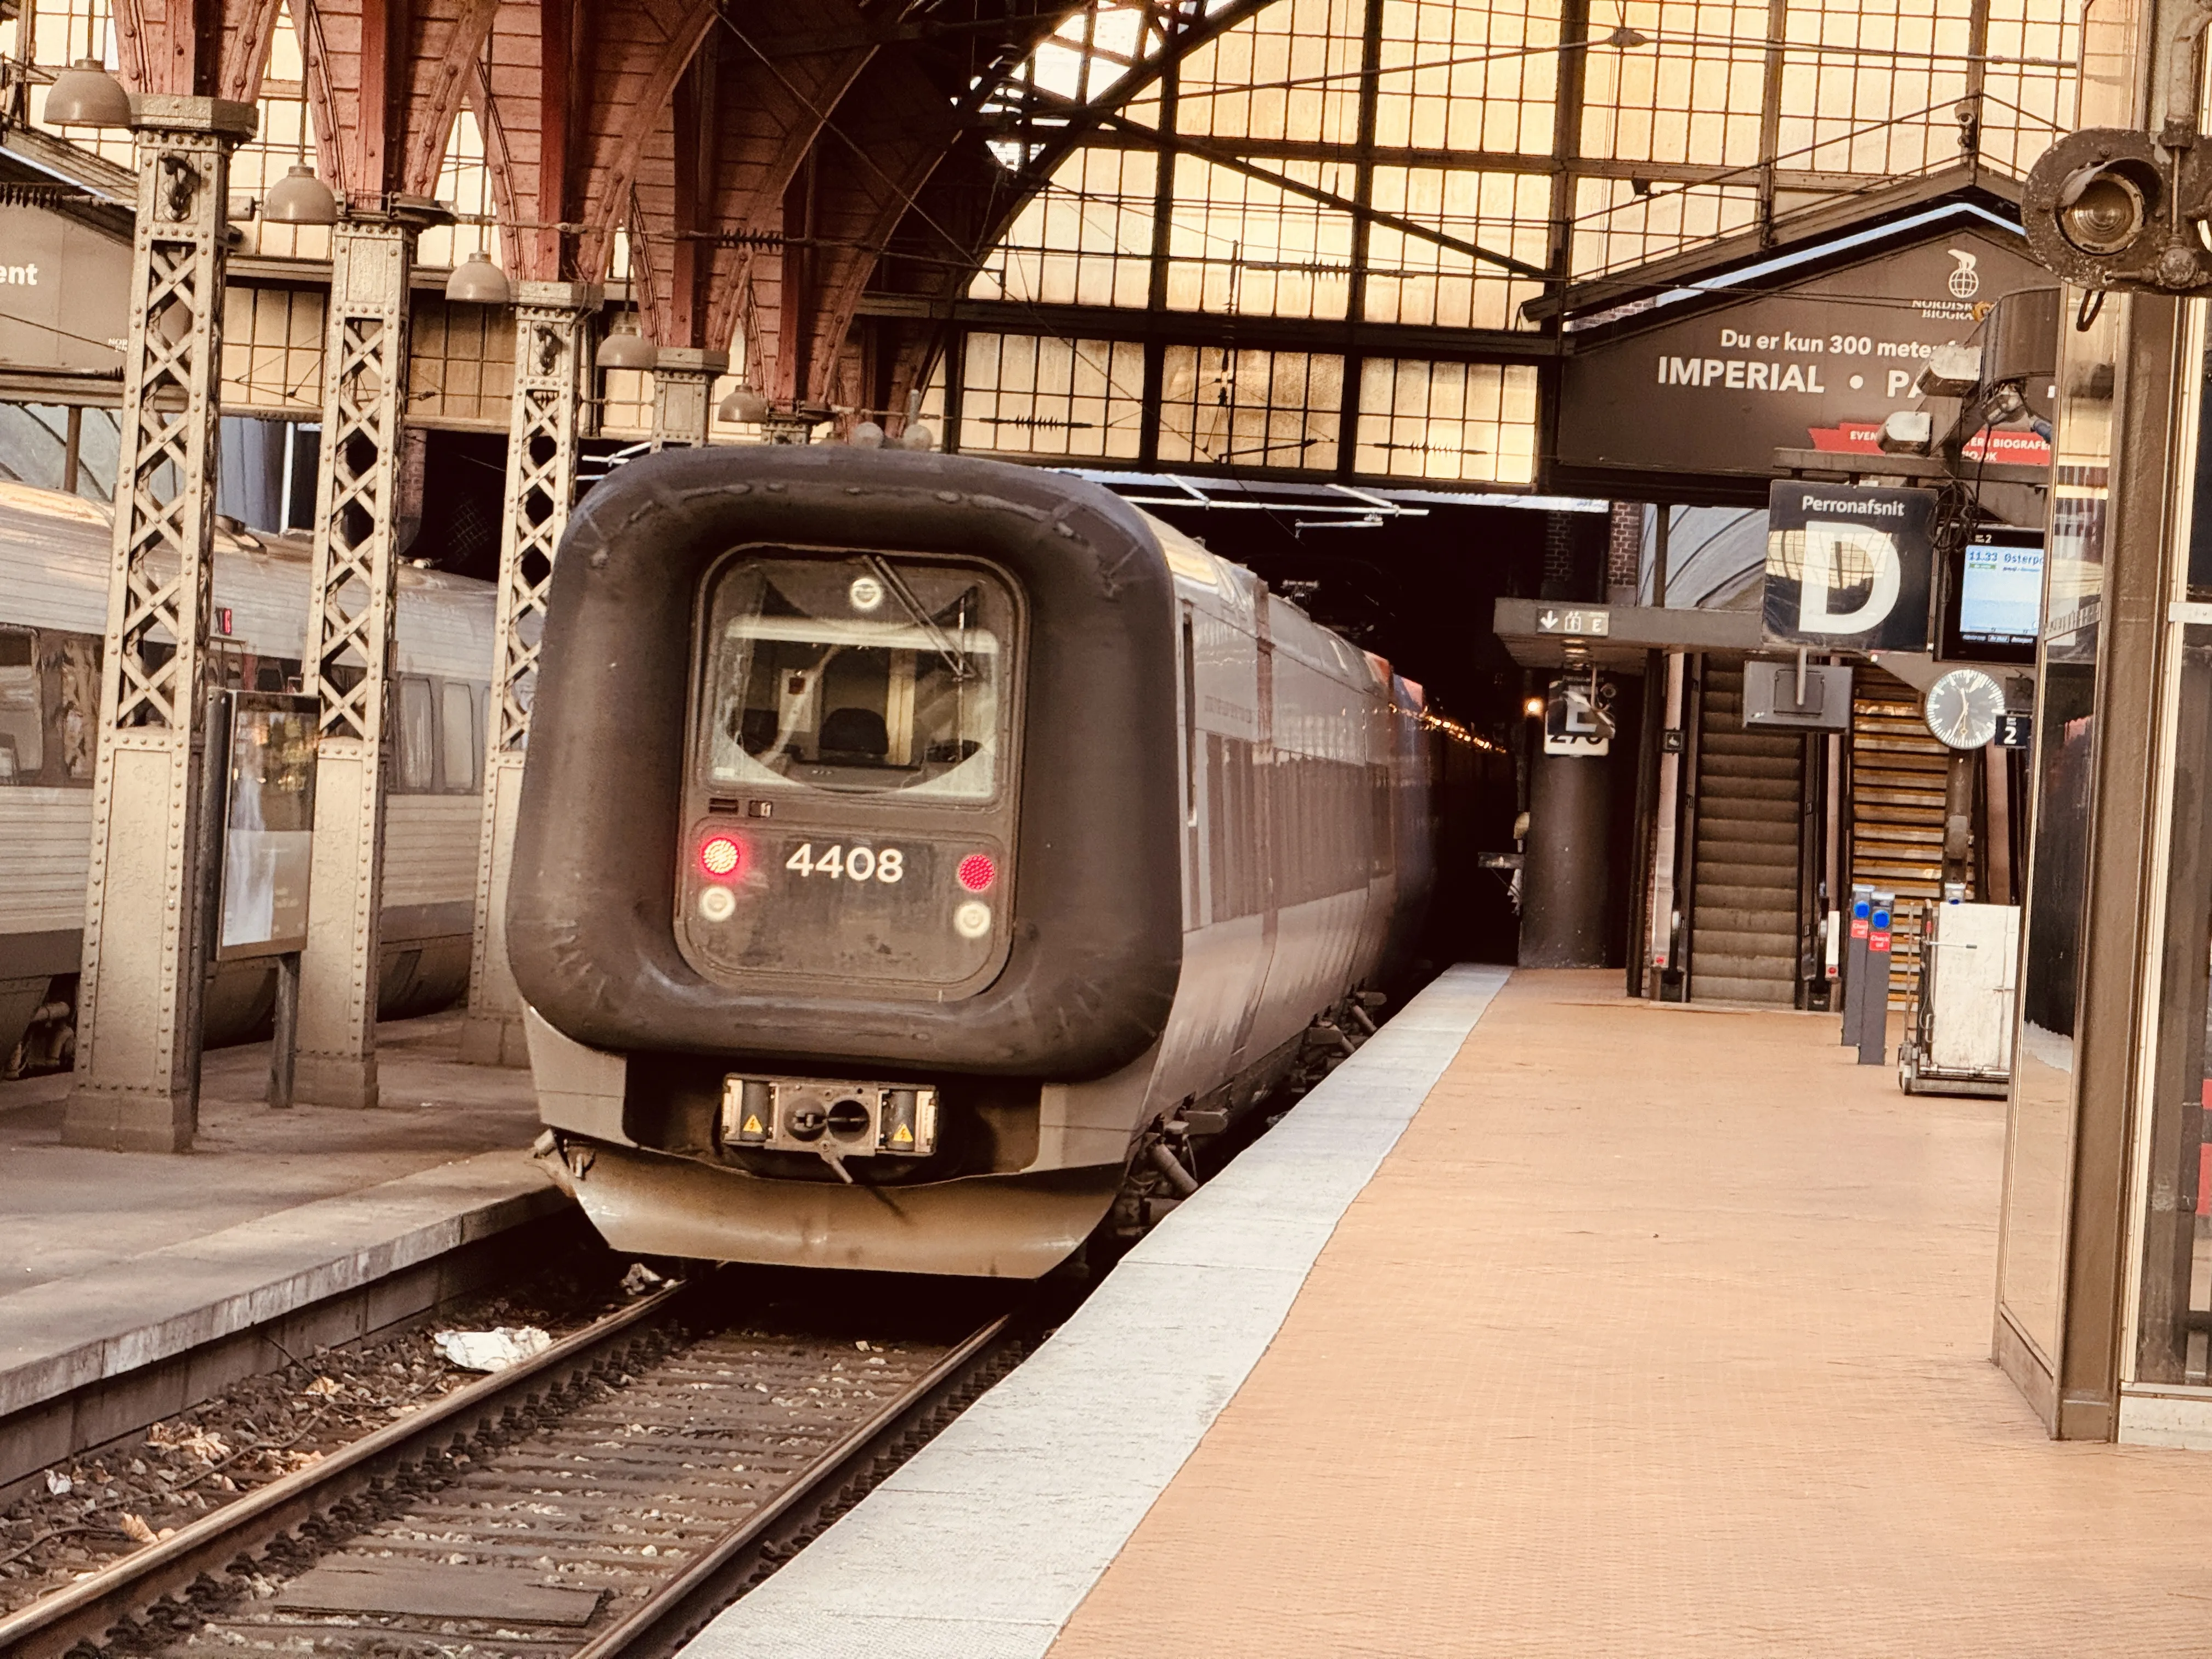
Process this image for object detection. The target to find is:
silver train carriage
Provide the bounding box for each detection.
[0,481,495,1075]
[511,449,1436,1279]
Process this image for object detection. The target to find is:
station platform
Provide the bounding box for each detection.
[689,967,2212,1658]
[0,1012,567,1498]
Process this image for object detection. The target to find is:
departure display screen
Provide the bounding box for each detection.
[1957,531,2042,648]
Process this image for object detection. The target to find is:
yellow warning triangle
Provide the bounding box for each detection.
[891,1123,913,1145]
[743,1114,764,1134]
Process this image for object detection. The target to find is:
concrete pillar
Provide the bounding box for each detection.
[651,347,727,449]
[1520,750,1613,968]
[64,95,256,1153]
[460,283,600,1068]
[294,206,445,1108]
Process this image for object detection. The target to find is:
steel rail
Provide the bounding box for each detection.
[569,1310,1024,1659]
[0,1282,689,1659]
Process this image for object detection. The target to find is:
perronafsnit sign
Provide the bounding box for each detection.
[1762,482,1937,653]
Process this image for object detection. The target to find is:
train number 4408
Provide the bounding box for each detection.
[785,843,905,883]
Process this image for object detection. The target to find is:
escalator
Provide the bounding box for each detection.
[1688,662,1804,1005]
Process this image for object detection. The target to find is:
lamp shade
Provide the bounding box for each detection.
[45,59,132,128]
[596,330,658,371]
[444,251,512,305]
[900,422,938,452]
[718,383,771,423]
[263,165,340,226]
[849,420,885,448]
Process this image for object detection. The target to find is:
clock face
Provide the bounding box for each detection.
[1923,667,2006,749]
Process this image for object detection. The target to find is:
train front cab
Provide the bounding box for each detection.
[510,448,1186,1278]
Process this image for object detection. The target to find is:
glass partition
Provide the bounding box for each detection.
[1991,0,2141,1415]
[1995,286,2121,1378]
[2131,297,2212,1389]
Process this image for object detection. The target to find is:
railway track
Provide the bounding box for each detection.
[0,1274,1032,1659]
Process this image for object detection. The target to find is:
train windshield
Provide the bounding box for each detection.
[700,554,1012,800]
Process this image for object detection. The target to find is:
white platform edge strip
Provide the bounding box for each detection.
[681,963,1511,1659]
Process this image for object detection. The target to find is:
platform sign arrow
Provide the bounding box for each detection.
[1534,607,1611,636]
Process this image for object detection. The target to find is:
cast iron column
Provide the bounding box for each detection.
[650,346,727,448]
[460,281,600,1066]
[294,206,445,1107]
[63,95,256,1153]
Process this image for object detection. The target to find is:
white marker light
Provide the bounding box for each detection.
[849,575,885,612]
[954,900,991,939]
[699,885,737,922]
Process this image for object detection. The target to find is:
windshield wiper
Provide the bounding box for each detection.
[865,555,973,681]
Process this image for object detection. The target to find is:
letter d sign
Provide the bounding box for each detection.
[1797,521,1901,634]
[1761,482,1936,653]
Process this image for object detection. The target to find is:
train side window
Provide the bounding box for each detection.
[396,675,436,792]
[438,680,479,792]
[0,628,40,783]
[48,634,100,782]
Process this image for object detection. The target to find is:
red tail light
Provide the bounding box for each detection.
[957,853,997,892]
[699,834,744,878]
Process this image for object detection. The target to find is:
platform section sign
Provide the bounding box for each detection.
[1762,482,1937,653]
[1543,676,1615,756]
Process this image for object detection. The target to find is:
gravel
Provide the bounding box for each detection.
[0,1238,642,1616]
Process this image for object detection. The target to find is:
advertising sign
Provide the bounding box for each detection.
[1762,482,1937,652]
[216,692,319,962]
[0,205,131,376]
[1553,217,2053,488]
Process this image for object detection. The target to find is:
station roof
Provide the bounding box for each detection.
[3,0,2082,488]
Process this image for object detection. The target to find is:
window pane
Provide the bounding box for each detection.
[397,677,436,792]
[1352,359,1539,482]
[440,681,478,793]
[956,334,1146,460]
[701,557,1014,802]
[1157,348,1342,470]
[0,629,41,783]
[49,635,99,782]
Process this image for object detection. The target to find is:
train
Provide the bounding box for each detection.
[0,480,495,1076]
[511,447,1438,1278]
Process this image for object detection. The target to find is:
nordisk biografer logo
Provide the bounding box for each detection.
[1946,249,1980,299]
